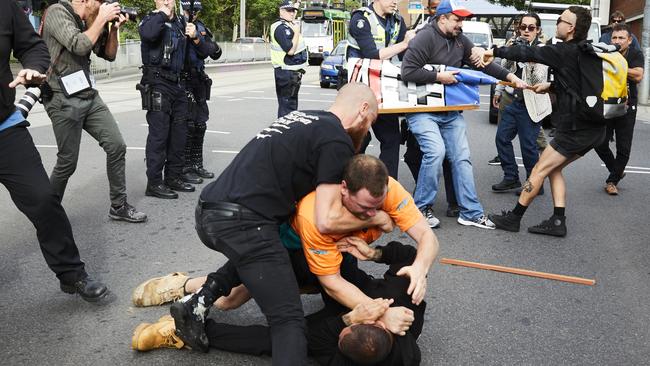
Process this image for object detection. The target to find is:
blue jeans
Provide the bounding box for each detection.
[495,100,541,181]
[406,111,483,221]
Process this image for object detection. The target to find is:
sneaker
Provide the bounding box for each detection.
[457,215,495,230]
[488,156,501,166]
[492,179,521,192]
[605,182,618,195]
[170,295,210,352]
[528,215,567,237]
[488,210,521,232]
[109,202,147,223]
[132,315,185,352]
[446,204,460,218]
[419,206,440,228]
[132,272,189,307]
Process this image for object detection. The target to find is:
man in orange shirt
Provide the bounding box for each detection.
[132,155,439,330]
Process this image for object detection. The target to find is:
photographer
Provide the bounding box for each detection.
[139,0,212,198]
[41,0,146,222]
[1,0,107,302]
[179,0,222,184]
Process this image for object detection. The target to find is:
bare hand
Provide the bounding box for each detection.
[113,13,128,29]
[396,264,427,305]
[508,74,528,89]
[98,2,121,25]
[481,49,495,68]
[470,47,485,67]
[288,21,301,34]
[404,30,416,43]
[437,70,459,84]
[492,94,501,108]
[186,22,197,39]
[531,82,552,93]
[337,236,377,261]
[379,306,414,336]
[9,69,46,88]
[348,298,392,324]
[158,3,173,17]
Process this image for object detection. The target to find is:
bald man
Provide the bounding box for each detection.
[170,83,388,366]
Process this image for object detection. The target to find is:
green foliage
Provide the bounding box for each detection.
[487,0,590,11]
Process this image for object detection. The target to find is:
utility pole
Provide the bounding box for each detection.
[639,0,650,105]
[240,0,246,38]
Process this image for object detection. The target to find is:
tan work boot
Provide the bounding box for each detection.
[132,315,185,351]
[605,182,618,195]
[132,272,189,307]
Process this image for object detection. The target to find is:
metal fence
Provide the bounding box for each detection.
[89,41,270,79]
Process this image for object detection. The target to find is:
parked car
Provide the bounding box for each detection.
[319,40,347,88]
[234,37,267,44]
[462,21,494,50]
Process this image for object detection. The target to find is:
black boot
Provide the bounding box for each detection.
[191,133,214,179]
[165,177,195,192]
[181,168,203,184]
[528,215,567,237]
[60,276,108,302]
[492,179,521,192]
[170,294,210,352]
[146,183,179,199]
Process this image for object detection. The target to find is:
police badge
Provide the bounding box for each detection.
[356,19,365,28]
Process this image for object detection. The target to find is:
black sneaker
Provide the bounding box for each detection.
[488,156,501,166]
[170,295,209,352]
[109,202,147,223]
[492,179,521,192]
[488,210,521,232]
[528,215,566,237]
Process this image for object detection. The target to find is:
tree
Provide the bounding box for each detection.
[487,0,589,10]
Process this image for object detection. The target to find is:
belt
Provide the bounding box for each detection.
[198,200,260,219]
[143,68,181,83]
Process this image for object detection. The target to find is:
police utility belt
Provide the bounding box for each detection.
[142,67,183,83]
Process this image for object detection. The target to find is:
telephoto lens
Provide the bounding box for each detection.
[15,87,42,118]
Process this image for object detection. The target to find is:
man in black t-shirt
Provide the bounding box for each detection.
[594,24,645,196]
[169,83,389,366]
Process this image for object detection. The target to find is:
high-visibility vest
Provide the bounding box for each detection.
[346,7,402,62]
[270,20,308,70]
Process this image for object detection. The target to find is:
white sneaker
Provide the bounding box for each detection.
[458,215,495,230]
[420,206,440,228]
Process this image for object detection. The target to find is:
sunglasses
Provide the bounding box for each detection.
[611,18,624,23]
[518,24,537,32]
[556,18,573,26]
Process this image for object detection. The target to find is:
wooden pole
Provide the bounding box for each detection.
[440,258,596,286]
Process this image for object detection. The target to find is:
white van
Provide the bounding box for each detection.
[462,20,494,50]
[538,13,601,43]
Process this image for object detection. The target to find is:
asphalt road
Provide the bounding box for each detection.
[2,64,650,365]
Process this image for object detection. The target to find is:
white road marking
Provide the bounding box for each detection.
[206,130,231,135]
[34,145,58,148]
[600,164,650,171]
[228,98,244,102]
[300,92,312,95]
[623,170,650,175]
[241,96,332,103]
[215,95,235,98]
[212,150,239,154]
[249,91,264,93]
[301,84,321,88]
[140,123,149,127]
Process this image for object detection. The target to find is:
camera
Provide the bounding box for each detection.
[103,0,138,21]
[511,37,528,46]
[15,87,41,118]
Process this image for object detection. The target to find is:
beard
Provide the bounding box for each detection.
[346,126,369,153]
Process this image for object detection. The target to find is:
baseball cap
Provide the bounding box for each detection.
[436,0,473,18]
[181,0,202,11]
[279,0,299,10]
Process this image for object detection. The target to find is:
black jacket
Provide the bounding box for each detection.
[0,1,50,123]
[494,40,599,131]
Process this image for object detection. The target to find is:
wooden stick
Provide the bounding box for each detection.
[378,104,479,114]
[439,258,596,286]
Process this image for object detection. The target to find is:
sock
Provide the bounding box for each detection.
[512,203,527,217]
[554,207,565,217]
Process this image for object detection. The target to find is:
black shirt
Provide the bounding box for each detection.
[201,110,355,222]
[348,9,407,59]
[622,47,644,105]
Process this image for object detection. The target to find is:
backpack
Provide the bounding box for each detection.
[558,41,628,124]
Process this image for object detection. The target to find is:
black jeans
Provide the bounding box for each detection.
[594,107,637,184]
[195,201,307,366]
[0,126,86,284]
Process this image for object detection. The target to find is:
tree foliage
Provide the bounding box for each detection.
[487,0,589,11]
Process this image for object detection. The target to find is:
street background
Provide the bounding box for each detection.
[2,64,650,365]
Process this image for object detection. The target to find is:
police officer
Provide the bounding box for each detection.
[138,0,212,198]
[179,0,222,184]
[346,0,415,178]
[270,0,308,118]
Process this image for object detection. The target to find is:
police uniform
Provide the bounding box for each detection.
[270,1,308,118]
[139,8,194,198]
[346,5,406,178]
[179,1,222,183]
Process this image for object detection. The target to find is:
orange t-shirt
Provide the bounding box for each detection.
[291,177,422,276]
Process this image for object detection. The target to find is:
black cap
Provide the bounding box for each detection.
[279,0,299,10]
